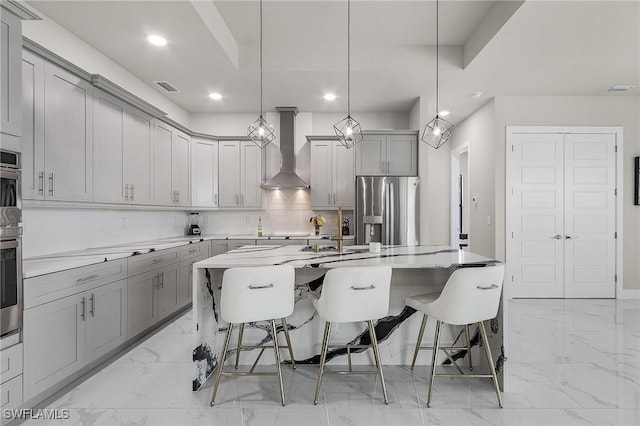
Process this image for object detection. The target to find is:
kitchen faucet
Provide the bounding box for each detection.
[331,207,344,253]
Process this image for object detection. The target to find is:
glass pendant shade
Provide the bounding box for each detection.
[248,115,276,149]
[334,115,363,149]
[421,115,454,149]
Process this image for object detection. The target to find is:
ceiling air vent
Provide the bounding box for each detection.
[605,85,636,92]
[154,81,180,92]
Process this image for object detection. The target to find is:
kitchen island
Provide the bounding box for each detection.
[192,245,507,392]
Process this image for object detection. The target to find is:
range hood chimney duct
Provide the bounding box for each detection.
[261,107,310,190]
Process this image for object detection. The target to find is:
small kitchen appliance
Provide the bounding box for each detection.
[188,213,201,236]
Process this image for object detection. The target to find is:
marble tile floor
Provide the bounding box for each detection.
[24,299,639,426]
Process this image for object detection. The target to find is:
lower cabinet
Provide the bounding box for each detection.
[23,279,127,401]
[127,261,180,338]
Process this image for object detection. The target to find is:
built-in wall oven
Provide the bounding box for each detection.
[0,150,22,336]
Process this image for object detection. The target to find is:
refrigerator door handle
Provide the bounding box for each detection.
[384,183,390,245]
[389,182,395,245]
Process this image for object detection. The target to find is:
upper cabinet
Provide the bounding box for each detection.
[191,137,219,208]
[154,121,190,207]
[22,52,93,202]
[355,132,418,176]
[310,139,355,209]
[93,89,153,205]
[1,8,23,149]
[218,141,262,208]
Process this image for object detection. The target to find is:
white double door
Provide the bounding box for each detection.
[507,131,617,298]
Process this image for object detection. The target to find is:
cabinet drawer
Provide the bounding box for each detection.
[179,243,203,261]
[24,259,127,309]
[0,375,23,411]
[127,248,179,277]
[0,343,23,384]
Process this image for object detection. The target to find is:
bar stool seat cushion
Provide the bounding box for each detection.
[404,292,440,312]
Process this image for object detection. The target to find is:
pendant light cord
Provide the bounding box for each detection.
[435,0,439,115]
[260,0,264,117]
[347,0,351,117]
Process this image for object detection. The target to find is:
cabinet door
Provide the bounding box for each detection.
[43,62,93,202]
[85,279,128,364]
[127,270,157,338]
[93,90,125,203]
[211,241,228,256]
[192,138,218,207]
[310,141,332,208]
[21,50,45,200]
[1,10,22,138]
[240,141,262,207]
[333,142,355,208]
[124,108,154,205]
[355,134,385,175]
[156,262,179,321]
[172,130,191,206]
[386,134,417,176]
[218,142,240,207]
[178,258,199,307]
[23,293,86,401]
[153,121,173,206]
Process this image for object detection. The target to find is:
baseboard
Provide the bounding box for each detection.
[617,289,640,299]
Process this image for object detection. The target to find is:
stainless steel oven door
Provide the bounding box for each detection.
[0,228,22,336]
[0,167,22,227]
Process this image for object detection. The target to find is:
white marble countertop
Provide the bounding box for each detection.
[22,234,355,278]
[195,244,496,269]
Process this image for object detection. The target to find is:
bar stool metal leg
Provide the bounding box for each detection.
[478,321,503,408]
[281,318,296,369]
[465,325,473,371]
[210,323,234,406]
[270,319,286,406]
[234,323,245,369]
[427,320,442,408]
[368,320,389,404]
[313,321,332,405]
[411,314,428,370]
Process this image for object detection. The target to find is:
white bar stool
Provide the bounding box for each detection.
[312,266,392,405]
[405,264,505,408]
[209,264,295,407]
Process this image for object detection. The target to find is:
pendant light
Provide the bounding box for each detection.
[333,0,363,149]
[421,0,453,149]
[248,0,275,149]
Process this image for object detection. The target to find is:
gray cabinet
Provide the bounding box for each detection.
[126,269,157,338]
[191,137,219,207]
[154,121,191,206]
[355,132,417,176]
[218,141,263,208]
[310,140,355,209]
[1,7,23,151]
[23,278,127,402]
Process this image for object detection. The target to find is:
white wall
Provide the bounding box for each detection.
[451,95,639,291]
[22,10,190,126]
[311,112,410,134]
[448,100,496,257]
[22,208,187,258]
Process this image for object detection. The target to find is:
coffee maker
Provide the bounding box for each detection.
[187,213,201,235]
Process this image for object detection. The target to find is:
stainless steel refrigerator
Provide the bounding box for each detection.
[355,176,420,245]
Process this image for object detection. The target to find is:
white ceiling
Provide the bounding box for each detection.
[25,0,640,124]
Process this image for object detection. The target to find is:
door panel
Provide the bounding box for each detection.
[310,141,331,208]
[93,90,125,203]
[86,280,128,363]
[508,133,564,298]
[218,142,240,207]
[563,133,616,298]
[153,123,173,205]
[124,109,154,205]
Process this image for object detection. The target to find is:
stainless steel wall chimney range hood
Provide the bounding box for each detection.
[261,107,310,190]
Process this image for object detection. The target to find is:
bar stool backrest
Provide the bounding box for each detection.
[426,264,505,325]
[220,265,295,323]
[315,266,392,323]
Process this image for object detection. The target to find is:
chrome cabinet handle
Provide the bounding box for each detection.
[248,283,274,289]
[176,190,180,204]
[213,193,218,205]
[38,171,44,195]
[188,248,198,254]
[351,285,375,291]
[551,234,562,240]
[76,274,99,283]
[477,284,499,290]
[240,194,244,206]
[124,184,129,201]
[130,184,134,201]
[80,296,86,321]
[152,258,163,264]
[159,273,164,288]
[235,194,239,205]
[48,172,54,196]
[90,294,95,317]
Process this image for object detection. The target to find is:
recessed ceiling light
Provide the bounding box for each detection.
[439,110,450,116]
[147,35,167,46]
[323,93,336,101]
[470,91,482,99]
[209,92,223,100]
